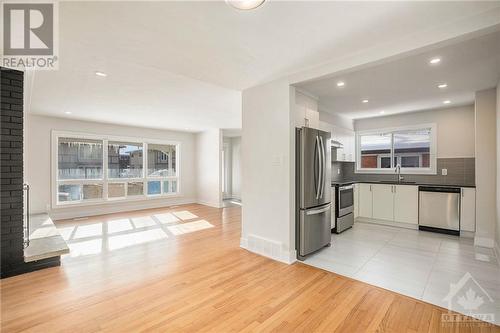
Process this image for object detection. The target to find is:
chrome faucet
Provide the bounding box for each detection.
[395,163,404,182]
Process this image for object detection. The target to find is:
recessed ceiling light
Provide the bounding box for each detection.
[225,0,266,10]
[95,71,107,77]
[64,111,72,115]
[362,99,369,103]
[379,110,385,114]
[443,100,451,104]
[438,83,448,89]
[429,57,441,65]
[336,81,345,87]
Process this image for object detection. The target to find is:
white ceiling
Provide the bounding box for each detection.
[296,30,500,119]
[27,1,500,130]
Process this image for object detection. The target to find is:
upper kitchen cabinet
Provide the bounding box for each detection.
[295,90,320,129]
[331,126,356,162]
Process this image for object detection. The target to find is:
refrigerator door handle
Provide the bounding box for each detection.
[315,136,321,199]
[306,203,331,216]
[319,135,326,199]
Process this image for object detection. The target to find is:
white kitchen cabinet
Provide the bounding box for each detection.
[358,183,373,218]
[331,127,355,162]
[460,187,476,232]
[393,185,418,224]
[372,184,394,221]
[295,91,319,129]
[295,104,319,129]
[306,108,319,129]
[358,183,419,226]
[353,183,359,218]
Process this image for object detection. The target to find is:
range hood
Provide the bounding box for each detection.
[331,140,343,148]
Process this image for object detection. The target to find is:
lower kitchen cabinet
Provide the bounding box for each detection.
[393,185,418,224]
[372,184,394,221]
[460,187,476,232]
[358,183,373,218]
[357,183,474,231]
[358,183,418,225]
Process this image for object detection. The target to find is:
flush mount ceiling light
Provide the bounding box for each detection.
[95,71,107,77]
[225,0,266,10]
[443,100,451,104]
[438,83,448,89]
[362,99,369,103]
[64,111,72,115]
[379,110,385,114]
[429,57,441,65]
[336,81,345,87]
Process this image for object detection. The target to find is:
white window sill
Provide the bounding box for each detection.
[53,193,182,209]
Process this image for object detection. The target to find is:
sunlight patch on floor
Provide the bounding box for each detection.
[131,216,157,228]
[67,239,103,257]
[108,229,168,251]
[154,213,179,224]
[172,211,198,220]
[167,220,214,236]
[73,223,102,239]
[107,219,134,234]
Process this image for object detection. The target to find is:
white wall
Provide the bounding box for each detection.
[474,89,497,248]
[222,137,233,199]
[231,137,241,200]
[195,129,222,208]
[222,136,241,200]
[26,114,197,220]
[354,105,475,158]
[241,80,295,263]
[496,81,500,254]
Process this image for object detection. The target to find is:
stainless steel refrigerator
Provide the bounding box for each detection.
[296,127,331,260]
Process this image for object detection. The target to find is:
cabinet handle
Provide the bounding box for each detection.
[370,185,372,191]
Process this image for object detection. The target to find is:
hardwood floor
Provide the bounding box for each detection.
[1,204,498,332]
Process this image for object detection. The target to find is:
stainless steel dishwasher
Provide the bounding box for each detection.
[418,186,460,235]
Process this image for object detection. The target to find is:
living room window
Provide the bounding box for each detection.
[53,132,180,207]
[356,124,436,174]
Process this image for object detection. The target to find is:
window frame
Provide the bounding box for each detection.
[355,123,437,175]
[52,131,181,208]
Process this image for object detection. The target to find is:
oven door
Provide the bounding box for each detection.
[338,185,354,217]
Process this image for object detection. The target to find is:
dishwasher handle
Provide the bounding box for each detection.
[419,186,460,193]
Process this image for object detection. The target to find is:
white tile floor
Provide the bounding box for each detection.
[303,221,500,325]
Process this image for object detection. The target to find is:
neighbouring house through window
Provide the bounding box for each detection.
[54,132,180,206]
[356,124,436,174]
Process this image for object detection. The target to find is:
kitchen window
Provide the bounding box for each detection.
[53,132,180,207]
[356,124,436,174]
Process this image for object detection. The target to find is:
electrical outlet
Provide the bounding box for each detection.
[441,168,448,176]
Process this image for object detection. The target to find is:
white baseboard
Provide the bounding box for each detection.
[196,200,222,208]
[49,198,197,220]
[474,236,495,248]
[240,235,296,265]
